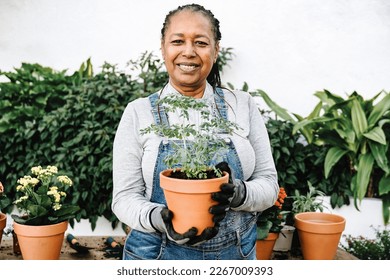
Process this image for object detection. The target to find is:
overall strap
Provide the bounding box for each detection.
[148,92,169,128]
[214,87,228,121]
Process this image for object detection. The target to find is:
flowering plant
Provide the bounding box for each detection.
[11,165,80,226]
[256,187,288,240]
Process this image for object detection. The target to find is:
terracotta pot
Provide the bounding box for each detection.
[13,220,68,260]
[0,213,6,247]
[256,232,279,260]
[160,169,229,235]
[294,212,346,260]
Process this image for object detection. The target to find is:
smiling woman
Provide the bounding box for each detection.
[111,3,279,260]
[160,8,219,98]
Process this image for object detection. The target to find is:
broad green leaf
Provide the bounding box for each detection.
[27,204,48,217]
[257,90,297,123]
[324,147,349,178]
[367,92,390,127]
[351,98,368,138]
[356,153,375,201]
[314,90,344,107]
[292,116,334,136]
[307,101,323,119]
[369,141,389,174]
[363,126,387,145]
[379,119,390,127]
[379,176,390,196]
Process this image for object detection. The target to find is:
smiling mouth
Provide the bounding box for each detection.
[177,63,199,72]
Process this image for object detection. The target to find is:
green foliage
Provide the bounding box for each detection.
[11,165,80,225]
[256,188,288,239]
[290,182,326,214]
[265,117,307,190]
[258,89,390,224]
[341,226,390,260]
[0,62,82,220]
[141,94,241,179]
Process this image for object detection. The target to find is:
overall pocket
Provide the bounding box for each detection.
[123,230,164,260]
[238,224,257,259]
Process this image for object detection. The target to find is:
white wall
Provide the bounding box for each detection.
[1,0,389,238]
[1,0,389,116]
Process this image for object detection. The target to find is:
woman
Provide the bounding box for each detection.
[112,4,278,260]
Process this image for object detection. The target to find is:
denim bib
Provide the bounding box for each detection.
[123,88,257,260]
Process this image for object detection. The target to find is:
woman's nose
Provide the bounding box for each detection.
[182,42,196,57]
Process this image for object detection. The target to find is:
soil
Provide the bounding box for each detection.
[169,170,219,180]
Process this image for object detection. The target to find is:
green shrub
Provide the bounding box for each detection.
[0,62,82,204]
[342,226,390,260]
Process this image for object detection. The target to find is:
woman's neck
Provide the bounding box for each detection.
[169,80,206,99]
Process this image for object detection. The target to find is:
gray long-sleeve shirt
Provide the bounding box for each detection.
[112,82,279,232]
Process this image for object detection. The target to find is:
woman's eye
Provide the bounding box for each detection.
[195,41,208,46]
[171,40,183,45]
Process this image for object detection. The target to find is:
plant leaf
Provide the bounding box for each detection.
[368,141,389,174]
[356,153,375,201]
[379,175,390,196]
[363,126,387,145]
[324,147,349,178]
[351,98,368,138]
[367,92,390,127]
[257,90,297,123]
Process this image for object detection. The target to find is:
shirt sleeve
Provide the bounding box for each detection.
[232,93,279,213]
[111,99,162,232]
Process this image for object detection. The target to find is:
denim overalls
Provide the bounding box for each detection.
[123,88,258,260]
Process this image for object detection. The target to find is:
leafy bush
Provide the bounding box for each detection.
[0,62,82,207]
[341,226,390,260]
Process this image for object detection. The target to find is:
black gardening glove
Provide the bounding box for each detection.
[186,226,219,246]
[210,162,247,223]
[150,207,198,245]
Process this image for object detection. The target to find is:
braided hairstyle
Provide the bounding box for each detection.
[161,4,222,90]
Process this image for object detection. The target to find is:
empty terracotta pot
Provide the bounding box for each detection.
[294,212,346,260]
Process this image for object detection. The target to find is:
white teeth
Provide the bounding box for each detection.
[178,64,197,72]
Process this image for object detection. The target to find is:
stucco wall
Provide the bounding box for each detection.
[1,0,389,116]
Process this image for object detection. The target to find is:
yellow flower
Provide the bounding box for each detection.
[57,175,72,186]
[52,203,62,211]
[31,166,42,175]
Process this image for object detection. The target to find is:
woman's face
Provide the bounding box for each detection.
[161,11,219,96]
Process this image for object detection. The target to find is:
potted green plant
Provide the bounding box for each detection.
[291,182,346,259]
[140,94,241,234]
[255,187,288,259]
[11,165,80,259]
[258,89,390,224]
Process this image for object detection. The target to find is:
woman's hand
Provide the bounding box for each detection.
[210,162,247,222]
[150,207,198,245]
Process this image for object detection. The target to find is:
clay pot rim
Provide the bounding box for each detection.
[160,169,229,193]
[13,220,68,236]
[294,212,346,234]
[294,212,345,225]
